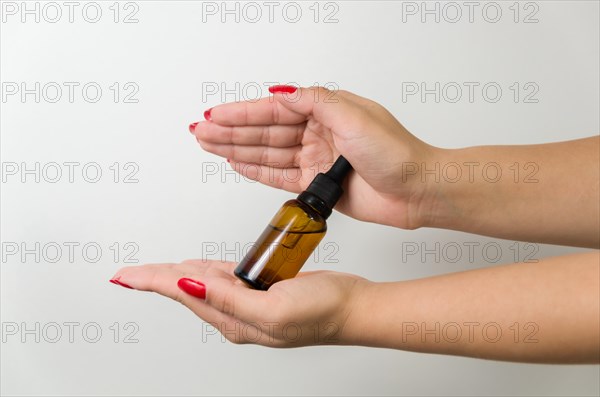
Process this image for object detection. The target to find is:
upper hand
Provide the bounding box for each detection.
[190,86,438,229]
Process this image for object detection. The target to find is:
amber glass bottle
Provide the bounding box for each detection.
[234,156,353,290]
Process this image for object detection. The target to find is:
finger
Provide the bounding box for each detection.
[198,273,274,325]
[115,263,274,325]
[111,263,237,324]
[194,121,305,148]
[111,263,196,300]
[112,260,237,288]
[230,160,304,193]
[273,87,368,140]
[209,95,307,126]
[198,140,300,167]
[110,262,232,303]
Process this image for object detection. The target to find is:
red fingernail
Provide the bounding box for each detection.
[110,279,134,289]
[177,278,206,299]
[269,85,297,94]
[203,108,212,121]
[188,122,198,134]
[226,158,230,163]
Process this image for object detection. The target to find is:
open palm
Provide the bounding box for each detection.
[110,260,369,347]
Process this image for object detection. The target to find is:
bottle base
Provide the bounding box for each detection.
[234,268,269,291]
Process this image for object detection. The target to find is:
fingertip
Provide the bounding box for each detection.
[189,122,199,134]
[108,263,174,294]
[204,108,212,121]
[109,278,135,289]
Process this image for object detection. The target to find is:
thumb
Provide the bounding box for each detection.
[179,274,274,324]
[272,86,369,141]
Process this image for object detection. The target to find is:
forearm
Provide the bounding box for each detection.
[348,252,599,363]
[420,136,599,248]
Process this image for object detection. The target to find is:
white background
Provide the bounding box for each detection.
[1,1,599,395]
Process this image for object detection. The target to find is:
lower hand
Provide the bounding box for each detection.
[110,260,370,347]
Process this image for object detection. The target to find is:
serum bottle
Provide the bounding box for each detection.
[234,156,353,290]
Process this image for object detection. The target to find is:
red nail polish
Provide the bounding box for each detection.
[110,279,134,289]
[226,158,231,163]
[177,278,206,299]
[189,122,198,134]
[269,85,297,94]
[203,108,212,121]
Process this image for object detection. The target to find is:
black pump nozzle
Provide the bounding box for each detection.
[297,156,353,219]
[325,156,352,185]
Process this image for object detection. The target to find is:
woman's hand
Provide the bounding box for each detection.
[190,86,438,229]
[110,260,370,347]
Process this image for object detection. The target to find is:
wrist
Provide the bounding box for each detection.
[402,145,456,230]
[420,147,504,230]
[339,279,382,346]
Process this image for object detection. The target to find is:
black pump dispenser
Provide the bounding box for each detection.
[297,156,353,219]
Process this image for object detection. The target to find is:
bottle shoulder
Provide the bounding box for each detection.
[284,199,327,222]
[272,199,327,233]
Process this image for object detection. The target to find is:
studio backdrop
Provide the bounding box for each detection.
[1,1,599,396]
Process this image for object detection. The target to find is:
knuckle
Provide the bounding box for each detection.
[172,288,187,305]
[260,147,270,164]
[271,171,286,189]
[224,334,246,345]
[309,86,331,100]
[195,124,208,140]
[197,139,209,150]
[261,125,271,146]
[230,126,241,144]
[229,145,238,161]
[271,101,281,124]
[242,101,250,124]
[214,289,237,318]
[294,124,304,145]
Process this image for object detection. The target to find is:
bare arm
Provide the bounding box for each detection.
[350,251,599,363]
[422,136,600,248]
